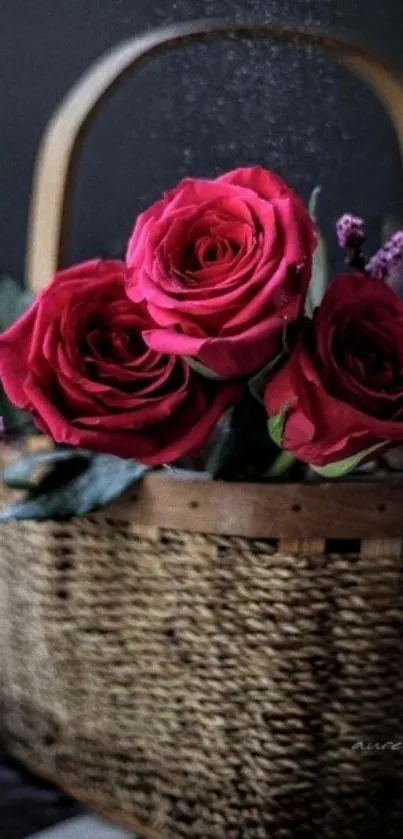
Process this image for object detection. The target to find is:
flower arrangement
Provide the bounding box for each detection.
[0,165,402,518]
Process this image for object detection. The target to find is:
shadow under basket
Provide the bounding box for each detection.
[2,474,403,839]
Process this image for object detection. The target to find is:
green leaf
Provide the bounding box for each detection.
[0,276,34,332]
[0,451,149,520]
[0,398,31,435]
[308,186,322,220]
[267,405,288,449]
[306,187,329,318]
[162,466,211,481]
[2,448,90,490]
[183,357,229,380]
[264,450,295,478]
[248,351,284,404]
[310,442,385,479]
[0,276,34,433]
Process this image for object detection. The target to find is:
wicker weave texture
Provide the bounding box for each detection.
[1,512,403,839]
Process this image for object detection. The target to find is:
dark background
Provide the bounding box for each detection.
[0,0,402,280]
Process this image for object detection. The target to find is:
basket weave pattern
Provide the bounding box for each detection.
[2,512,403,838]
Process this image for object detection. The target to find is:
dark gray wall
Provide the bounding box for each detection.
[1,0,402,281]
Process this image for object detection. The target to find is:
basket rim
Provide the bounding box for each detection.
[96,473,403,540]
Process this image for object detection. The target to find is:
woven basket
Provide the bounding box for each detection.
[3,20,403,839]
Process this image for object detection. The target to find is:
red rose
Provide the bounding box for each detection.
[0,260,241,464]
[126,167,316,378]
[265,273,403,472]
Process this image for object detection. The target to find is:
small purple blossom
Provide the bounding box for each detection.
[336,214,365,248]
[385,231,403,266]
[366,251,389,280]
[366,231,403,280]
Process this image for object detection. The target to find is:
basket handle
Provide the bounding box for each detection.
[26,19,403,293]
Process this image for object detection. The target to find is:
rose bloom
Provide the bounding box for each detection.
[126,167,316,378]
[265,273,403,468]
[0,260,241,464]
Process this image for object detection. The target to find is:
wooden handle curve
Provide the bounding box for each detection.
[26,19,403,293]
